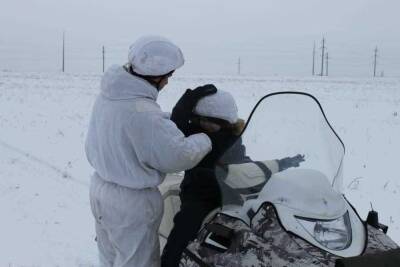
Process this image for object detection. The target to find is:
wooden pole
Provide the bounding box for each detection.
[325,52,329,76]
[320,37,325,76]
[102,46,105,73]
[62,31,65,72]
[373,46,378,77]
[312,42,316,76]
[238,57,241,75]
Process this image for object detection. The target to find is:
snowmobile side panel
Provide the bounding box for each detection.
[335,248,400,267]
[364,225,399,253]
[251,202,337,266]
[181,203,330,267]
[180,202,399,267]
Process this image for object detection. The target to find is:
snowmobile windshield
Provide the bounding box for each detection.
[215,92,345,206]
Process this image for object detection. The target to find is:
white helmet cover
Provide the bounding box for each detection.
[194,90,238,124]
[128,35,184,76]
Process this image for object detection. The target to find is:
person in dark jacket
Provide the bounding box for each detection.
[161,88,304,267]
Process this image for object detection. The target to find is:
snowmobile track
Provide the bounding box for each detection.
[0,139,88,187]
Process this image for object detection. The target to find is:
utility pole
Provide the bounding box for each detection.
[320,37,326,76]
[102,46,105,73]
[237,57,241,75]
[62,31,65,72]
[373,46,378,77]
[312,42,316,76]
[326,52,329,76]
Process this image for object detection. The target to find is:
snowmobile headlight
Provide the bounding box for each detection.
[295,211,352,250]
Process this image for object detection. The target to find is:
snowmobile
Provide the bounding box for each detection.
[159,92,400,267]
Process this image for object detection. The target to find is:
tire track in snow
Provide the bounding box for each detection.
[0,139,88,187]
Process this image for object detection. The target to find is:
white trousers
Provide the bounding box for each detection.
[90,173,163,267]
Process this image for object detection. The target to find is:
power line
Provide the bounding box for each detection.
[3,32,400,76]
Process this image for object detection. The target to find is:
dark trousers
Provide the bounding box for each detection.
[161,200,217,267]
[161,167,222,267]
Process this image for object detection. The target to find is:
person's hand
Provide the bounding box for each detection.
[171,84,217,136]
[278,154,305,171]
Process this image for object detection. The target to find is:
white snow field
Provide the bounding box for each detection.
[0,70,399,266]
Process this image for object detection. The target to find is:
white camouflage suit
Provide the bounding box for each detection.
[85,65,211,267]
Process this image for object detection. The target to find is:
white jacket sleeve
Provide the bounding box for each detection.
[127,111,212,173]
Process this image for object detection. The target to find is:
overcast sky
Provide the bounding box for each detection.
[1,0,399,76]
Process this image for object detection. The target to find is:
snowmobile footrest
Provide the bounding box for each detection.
[335,248,400,267]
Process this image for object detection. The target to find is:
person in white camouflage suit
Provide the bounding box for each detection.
[85,35,216,267]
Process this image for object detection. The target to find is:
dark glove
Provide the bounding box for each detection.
[171,84,217,136]
[278,154,305,171]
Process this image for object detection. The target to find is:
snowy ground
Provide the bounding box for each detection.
[0,70,399,266]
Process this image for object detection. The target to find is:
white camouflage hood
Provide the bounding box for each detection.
[100,65,158,101]
[194,90,238,124]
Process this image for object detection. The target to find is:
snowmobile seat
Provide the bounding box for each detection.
[159,173,184,249]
